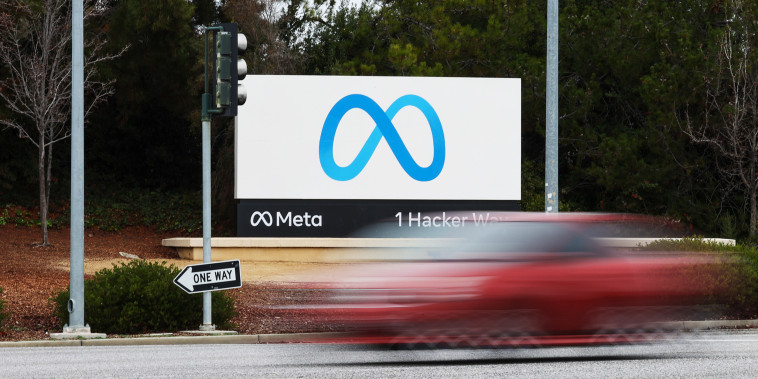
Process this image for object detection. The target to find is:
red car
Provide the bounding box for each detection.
[298,213,719,347]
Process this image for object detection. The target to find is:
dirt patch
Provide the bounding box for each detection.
[47,258,338,283]
[0,225,335,341]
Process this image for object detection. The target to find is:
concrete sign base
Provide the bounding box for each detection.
[50,325,106,340]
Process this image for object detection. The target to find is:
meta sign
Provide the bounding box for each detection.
[236,75,521,237]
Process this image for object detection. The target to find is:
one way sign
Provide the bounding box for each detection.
[173,260,242,294]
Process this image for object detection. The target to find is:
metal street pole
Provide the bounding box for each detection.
[51,0,105,340]
[68,0,86,332]
[200,26,222,331]
[197,24,244,331]
[201,117,213,330]
[545,0,559,213]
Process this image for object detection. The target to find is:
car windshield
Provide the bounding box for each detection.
[350,221,472,239]
[430,222,605,261]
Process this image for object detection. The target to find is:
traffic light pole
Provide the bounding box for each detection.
[198,24,246,331]
[200,116,213,331]
[200,26,222,331]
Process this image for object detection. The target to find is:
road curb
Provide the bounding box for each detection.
[258,332,348,344]
[83,334,261,346]
[670,319,758,330]
[0,332,346,348]
[1,321,757,348]
[0,339,83,348]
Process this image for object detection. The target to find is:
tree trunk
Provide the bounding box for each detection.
[751,186,757,239]
[751,152,757,239]
[37,131,49,246]
[45,140,53,234]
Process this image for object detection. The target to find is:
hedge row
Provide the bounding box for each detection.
[643,238,758,319]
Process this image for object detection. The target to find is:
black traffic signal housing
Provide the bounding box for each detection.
[212,23,247,118]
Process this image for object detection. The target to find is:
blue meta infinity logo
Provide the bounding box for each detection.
[319,94,445,182]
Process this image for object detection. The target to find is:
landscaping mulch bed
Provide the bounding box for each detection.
[0,225,328,341]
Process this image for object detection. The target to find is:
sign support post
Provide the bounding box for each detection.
[200,117,214,330]
[199,24,246,330]
[200,25,222,331]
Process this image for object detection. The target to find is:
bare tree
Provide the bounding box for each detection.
[682,1,758,237]
[0,0,126,245]
[223,0,302,75]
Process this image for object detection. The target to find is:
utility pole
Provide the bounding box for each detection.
[545,0,559,213]
[68,0,86,333]
[51,0,105,340]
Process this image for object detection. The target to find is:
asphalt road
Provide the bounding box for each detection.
[2,330,757,378]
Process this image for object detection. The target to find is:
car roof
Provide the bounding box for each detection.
[434,211,654,224]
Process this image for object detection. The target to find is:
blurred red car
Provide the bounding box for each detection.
[298,213,719,347]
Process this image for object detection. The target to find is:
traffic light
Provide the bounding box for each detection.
[213,23,247,117]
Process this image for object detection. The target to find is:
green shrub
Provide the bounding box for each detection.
[0,287,8,329]
[0,205,39,227]
[52,260,236,334]
[643,237,758,319]
[81,190,202,233]
[642,236,736,253]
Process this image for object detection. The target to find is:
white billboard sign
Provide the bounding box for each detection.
[235,75,520,201]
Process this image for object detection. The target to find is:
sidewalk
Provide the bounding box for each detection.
[2,320,757,348]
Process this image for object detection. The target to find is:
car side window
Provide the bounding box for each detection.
[556,236,601,258]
